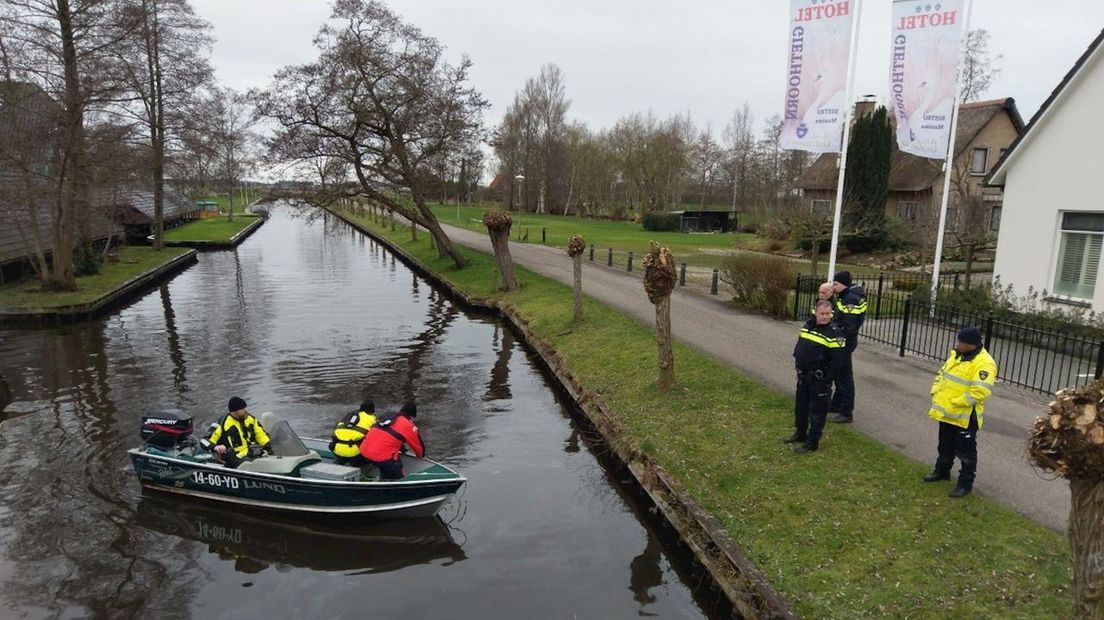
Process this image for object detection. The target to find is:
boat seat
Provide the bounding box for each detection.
[237,451,322,476]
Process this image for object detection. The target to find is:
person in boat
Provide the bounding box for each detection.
[328,398,377,467]
[201,396,272,468]
[359,401,424,480]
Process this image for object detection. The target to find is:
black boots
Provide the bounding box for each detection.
[948,486,972,498]
[827,413,852,424]
[922,471,951,482]
[782,433,805,444]
[793,443,818,454]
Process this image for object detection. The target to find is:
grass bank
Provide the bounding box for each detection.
[196,193,260,216]
[0,246,190,308]
[165,215,257,243]
[339,206,1069,618]
[428,203,893,276]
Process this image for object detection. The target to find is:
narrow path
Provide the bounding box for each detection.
[440,222,1068,530]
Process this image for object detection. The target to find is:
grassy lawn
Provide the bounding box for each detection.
[164,215,257,243]
[196,193,261,216]
[0,246,190,309]
[338,205,1069,619]
[428,203,895,277]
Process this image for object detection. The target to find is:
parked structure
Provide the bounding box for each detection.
[798,98,1023,237]
[670,210,737,233]
[990,29,1104,310]
[98,186,203,242]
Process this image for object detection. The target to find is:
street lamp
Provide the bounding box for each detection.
[514,174,525,210]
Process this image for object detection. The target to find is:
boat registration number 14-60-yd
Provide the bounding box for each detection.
[193,471,240,488]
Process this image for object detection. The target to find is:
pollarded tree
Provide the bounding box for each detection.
[484,210,518,291]
[259,0,487,269]
[567,234,585,322]
[643,242,677,390]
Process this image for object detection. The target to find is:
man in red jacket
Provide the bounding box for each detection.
[359,401,424,480]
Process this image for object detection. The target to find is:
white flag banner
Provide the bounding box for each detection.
[780,0,856,154]
[889,0,967,159]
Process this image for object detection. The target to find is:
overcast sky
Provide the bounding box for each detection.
[192,0,1103,140]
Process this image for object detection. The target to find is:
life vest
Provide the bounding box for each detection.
[360,413,424,462]
[929,348,997,429]
[330,410,377,458]
[204,413,270,458]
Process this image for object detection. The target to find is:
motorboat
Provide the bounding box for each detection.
[128,409,466,518]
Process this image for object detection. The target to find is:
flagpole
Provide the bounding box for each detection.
[826,0,864,283]
[929,0,975,304]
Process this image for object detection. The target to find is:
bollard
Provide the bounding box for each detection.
[589,244,594,262]
[710,268,719,294]
[608,248,613,267]
[679,262,686,286]
[627,251,633,272]
[541,227,546,243]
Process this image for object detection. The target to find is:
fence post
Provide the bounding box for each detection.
[954,274,961,290]
[793,275,802,320]
[589,244,594,262]
[983,312,994,350]
[627,251,634,272]
[875,273,885,320]
[1096,341,1104,380]
[899,298,912,357]
[711,268,719,295]
[541,227,546,243]
[679,262,686,286]
[607,248,613,267]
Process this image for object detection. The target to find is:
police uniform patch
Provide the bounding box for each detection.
[979,371,989,380]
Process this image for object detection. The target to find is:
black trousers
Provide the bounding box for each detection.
[367,458,405,480]
[794,373,832,447]
[830,340,857,417]
[934,412,979,488]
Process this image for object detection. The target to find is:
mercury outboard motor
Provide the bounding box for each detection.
[141,408,194,449]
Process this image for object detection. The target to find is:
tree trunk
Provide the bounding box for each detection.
[53,0,84,291]
[411,221,417,241]
[487,229,518,291]
[572,253,583,322]
[1071,478,1104,619]
[964,244,975,290]
[655,295,675,390]
[810,233,821,276]
[0,372,12,412]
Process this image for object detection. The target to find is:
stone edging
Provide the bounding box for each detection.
[0,249,198,327]
[165,216,265,250]
[328,209,798,620]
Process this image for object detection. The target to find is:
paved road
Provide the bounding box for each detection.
[439,222,1068,531]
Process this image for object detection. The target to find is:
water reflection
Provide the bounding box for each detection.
[135,496,466,574]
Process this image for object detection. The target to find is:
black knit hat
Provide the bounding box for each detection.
[957,326,983,346]
[400,401,417,417]
[228,396,247,412]
[359,399,375,413]
[834,271,852,287]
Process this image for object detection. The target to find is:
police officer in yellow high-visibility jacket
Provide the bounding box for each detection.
[202,396,272,468]
[923,327,997,498]
[328,399,377,467]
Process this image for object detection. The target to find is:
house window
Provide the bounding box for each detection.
[989,206,1002,232]
[897,201,919,220]
[811,199,831,217]
[1054,212,1104,300]
[970,148,989,175]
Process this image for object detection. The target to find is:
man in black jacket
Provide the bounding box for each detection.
[785,300,846,453]
[828,271,866,424]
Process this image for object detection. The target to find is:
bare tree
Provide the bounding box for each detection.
[212,87,253,222]
[259,0,486,268]
[690,126,722,208]
[960,29,1002,103]
[643,242,677,390]
[484,209,518,291]
[723,102,755,211]
[948,161,994,288]
[567,234,584,322]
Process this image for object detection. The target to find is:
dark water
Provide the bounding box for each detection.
[0,206,732,619]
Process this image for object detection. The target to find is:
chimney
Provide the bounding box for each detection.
[853,94,878,120]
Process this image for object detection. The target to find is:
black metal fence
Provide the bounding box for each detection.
[794,274,1104,395]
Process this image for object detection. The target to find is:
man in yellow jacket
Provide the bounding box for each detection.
[923,327,997,498]
[328,399,377,466]
[202,396,272,468]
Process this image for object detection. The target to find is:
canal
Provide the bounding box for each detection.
[0,205,732,619]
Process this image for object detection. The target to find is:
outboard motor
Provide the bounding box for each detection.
[141,408,194,449]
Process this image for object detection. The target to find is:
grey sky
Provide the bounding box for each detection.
[193,0,1103,139]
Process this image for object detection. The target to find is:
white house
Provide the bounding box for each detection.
[990,28,1104,310]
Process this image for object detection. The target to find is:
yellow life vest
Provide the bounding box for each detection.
[207,413,271,458]
[929,348,997,429]
[331,410,376,458]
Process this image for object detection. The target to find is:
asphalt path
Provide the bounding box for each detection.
[439,222,1067,531]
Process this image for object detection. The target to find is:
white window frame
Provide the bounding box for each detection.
[970,147,989,175]
[1052,212,1104,301]
[811,199,831,217]
[896,201,919,220]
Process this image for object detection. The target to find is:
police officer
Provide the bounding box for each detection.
[923,327,997,498]
[202,396,271,468]
[328,398,377,467]
[828,271,866,424]
[809,281,836,321]
[784,299,846,453]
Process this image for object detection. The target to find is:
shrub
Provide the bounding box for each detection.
[891,277,926,292]
[719,253,797,318]
[642,211,680,232]
[881,216,916,252]
[74,244,102,277]
[760,217,791,241]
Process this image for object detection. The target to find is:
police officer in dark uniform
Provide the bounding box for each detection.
[784,300,846,453]
[828,271,866,424]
